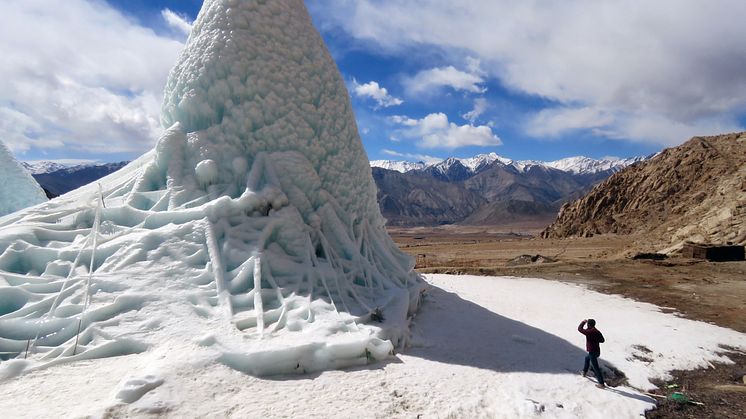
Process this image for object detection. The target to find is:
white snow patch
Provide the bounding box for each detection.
[115,374,164,403]
[1,274,744,418]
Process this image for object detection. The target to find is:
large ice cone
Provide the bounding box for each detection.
[0,0,423,378]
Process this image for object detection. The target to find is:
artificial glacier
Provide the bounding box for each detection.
[0,0,423,380]
[0,141,48,217]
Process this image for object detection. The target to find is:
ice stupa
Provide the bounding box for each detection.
[0,0,423,379]
[0,141,48,217]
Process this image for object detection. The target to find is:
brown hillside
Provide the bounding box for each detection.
[542,132,746,252]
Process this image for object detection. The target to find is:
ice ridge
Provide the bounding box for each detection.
[0,141,47,216]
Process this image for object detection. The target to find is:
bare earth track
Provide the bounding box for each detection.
[389,226,746,417]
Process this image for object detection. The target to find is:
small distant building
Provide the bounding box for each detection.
[682,242,745,261]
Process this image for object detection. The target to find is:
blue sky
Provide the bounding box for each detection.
[3,0,745,164]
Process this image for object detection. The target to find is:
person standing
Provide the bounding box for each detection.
[578,319,606,388]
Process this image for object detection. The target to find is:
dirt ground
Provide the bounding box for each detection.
[645,348,746,419]
[389,226,746,417]
[390,226,746,333]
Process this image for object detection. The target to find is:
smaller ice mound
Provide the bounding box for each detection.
[115,374,164,404]
[0,141,47,216]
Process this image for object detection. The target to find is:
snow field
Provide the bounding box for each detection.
[427,275,746,391]
[1,274,744,418]
[2,0,742,416]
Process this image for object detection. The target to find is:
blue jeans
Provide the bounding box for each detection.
[583,351,605,385]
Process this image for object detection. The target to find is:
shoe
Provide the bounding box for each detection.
[596,383,606,389]
[582,371,587,377]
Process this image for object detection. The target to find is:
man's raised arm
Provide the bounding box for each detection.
[578,319,588,335]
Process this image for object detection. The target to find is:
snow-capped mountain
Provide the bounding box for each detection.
[457,152,513,172]
[21,161,68,174]
[426,152,514,176]
[370,153,646,176]
[29,161,130,197]
[369,160,427,173]
[370,152,650,227]
[21,160,97,174]
[545,156,647,175]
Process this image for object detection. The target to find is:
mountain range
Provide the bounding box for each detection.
[24,161,129,198]
[371,153,645,176]
[24,153,646,229]
[371,152,647,228]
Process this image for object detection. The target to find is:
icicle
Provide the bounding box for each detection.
[204,220,233,319]
[252,255,264,337]
[74,183,104,355]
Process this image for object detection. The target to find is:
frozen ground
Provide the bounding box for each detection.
[1,273,744,418]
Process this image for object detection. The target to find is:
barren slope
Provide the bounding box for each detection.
[543,132,746,252]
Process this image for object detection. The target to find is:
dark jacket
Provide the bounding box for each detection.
[578,321,605,353]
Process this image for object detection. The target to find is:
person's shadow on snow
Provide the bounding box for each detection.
[408,285,627,386]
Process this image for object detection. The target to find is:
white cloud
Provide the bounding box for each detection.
[602,113,743,146]
[161,8,193,37]
[465,57,486,76]
[382,149,442,164]
[462,98,488,123]
[312,0,746,146]
[0,0,184,155]
[405,65,486,95]
[526,107,614,138]
[391,112,501,149]
[527,106,741,146]
[352,80,403,108]
[389,115,418,127]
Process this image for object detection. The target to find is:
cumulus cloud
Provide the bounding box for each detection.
[382,149,442,164]
[161,8,193,36]
[352,80,403,108]
[0,0,184,155]
[462,98,488,123]
[390,112,501,149]
[405,65,486,95]
[312,0,746,145]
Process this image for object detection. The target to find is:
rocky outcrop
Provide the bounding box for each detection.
[543,133,746,251]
